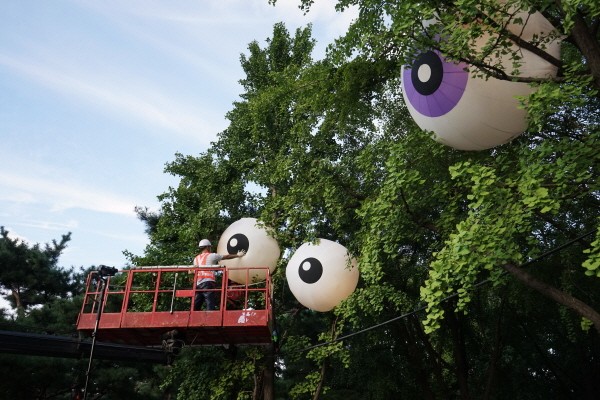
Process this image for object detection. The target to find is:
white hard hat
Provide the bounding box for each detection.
[198,239,212,247]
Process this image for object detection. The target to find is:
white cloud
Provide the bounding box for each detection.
[3,226,28,243]
[11,220,79,232]
[76,0,357,66]
[81,0,317,25]
[0,170,138,217]
[3,222,77,249]
[0,1,358,145]
[0,53,216,141]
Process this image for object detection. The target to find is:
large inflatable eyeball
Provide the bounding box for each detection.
[217,218,280,284]
[286,239,359,312]
[401,11,560,150]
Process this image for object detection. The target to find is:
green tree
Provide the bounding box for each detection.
[131,1,600,398]
[0,230,167,399]
[278,0,600,398]
[134,23,328,400]
[0,227,75,318]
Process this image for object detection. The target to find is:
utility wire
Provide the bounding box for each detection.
[287,228,597,355]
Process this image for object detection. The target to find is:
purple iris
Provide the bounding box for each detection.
[403,50,469,117]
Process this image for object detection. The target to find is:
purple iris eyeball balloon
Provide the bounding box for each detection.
[401,9,561,150]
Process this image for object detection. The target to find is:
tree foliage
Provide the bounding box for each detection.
[0,231,165,399]
[0,227,76,317]
[133,1,600,397]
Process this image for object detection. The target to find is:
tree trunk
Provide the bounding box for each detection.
[253,371,262,400]
[403,319,436,400]
[569,11,600,91]
[482,299,505,400]
[262,343,275,400]
[11,285,25,318]
[312,362,327,400]
[446,310,471,400]
[502,263,600,334]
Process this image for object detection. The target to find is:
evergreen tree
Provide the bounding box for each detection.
[0,227,74,318]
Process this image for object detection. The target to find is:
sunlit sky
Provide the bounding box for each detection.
[0,0,357,270]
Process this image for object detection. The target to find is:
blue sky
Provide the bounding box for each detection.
[0,0,356,270]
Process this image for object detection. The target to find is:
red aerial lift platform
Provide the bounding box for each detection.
[76,266,273,347]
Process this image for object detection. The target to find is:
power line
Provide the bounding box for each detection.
[288,228,597,354]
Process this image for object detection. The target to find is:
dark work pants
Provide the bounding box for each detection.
[194,281,218,311]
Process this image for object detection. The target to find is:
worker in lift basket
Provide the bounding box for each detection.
[192,239,245,311]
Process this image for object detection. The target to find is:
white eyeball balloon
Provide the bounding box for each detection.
[401,10,560,150]
[286,239,359,312]
[217,218,280,284]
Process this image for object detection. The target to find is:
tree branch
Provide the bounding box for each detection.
[501,263,600,335]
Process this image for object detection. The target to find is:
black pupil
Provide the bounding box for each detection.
[298,257,323,284]
[411,50,443,96]
[227,234,249,254]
